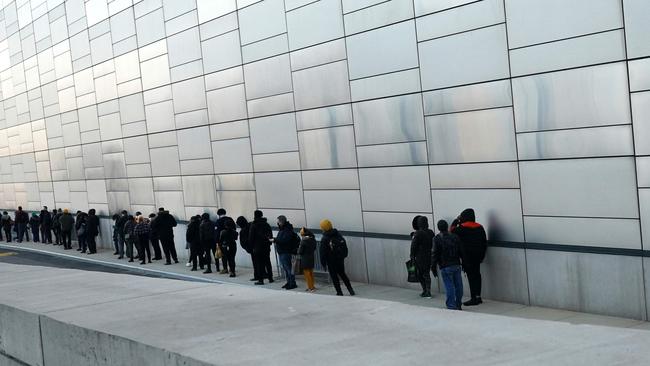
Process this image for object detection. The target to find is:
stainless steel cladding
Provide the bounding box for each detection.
[0,0,649,318]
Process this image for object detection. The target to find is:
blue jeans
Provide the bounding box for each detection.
[279,253,295,286]
[16,223,26,242]
[441,265,463,310]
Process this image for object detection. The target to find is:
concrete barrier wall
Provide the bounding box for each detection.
[0,303,212,366]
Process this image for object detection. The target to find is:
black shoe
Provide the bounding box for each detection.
[76,248,81,251]
[128,259,134,262]
[463,297,482,306]
[349,290,356,296]
[286,284,298,290]
[148,260,152,263]
[229,273,236,278]
[250,278,258,281]
[422,292,431,298]
[174,259,179,264]
[164,262,172,265]
[191,268,197,271]
[203,269,213,274]
[254,281,265,285]
[118,256,123,259]
[336,292,344,296]
[281,283,288,289]
[200,266,205,270]
[113,252,119,255]
[140,262,146,265]
[268,278,274,283]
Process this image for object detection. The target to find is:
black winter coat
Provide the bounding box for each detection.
[15,210,28,224]
[451,221,487,264]
[275,223,296,254]
[115,214,128,232]
[215,216,235,244]
[219,228,238,253]
[239,223,251,253]
[320,229,345,268]
[410,228,434,269]
[40,210,51,227]
[199,218,215,249]
[298,236,317,269]
[29,216,40,228]
[59,213,75,232]
[432,232,463,270]
[186,219,200,246]
[152,211,177,241]
[249,217,272,254]
[86,214,99,236]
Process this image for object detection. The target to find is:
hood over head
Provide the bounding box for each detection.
[460,208,476,223]
[236,216,248,228]
[416,216,429,230]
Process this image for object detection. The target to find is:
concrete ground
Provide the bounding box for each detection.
[2,241,649,331]
[2,261,650,365]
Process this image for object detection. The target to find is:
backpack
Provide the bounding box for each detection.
[330,234,348,259]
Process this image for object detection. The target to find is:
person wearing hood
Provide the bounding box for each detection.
[220,219,239,277]
[134,216,152,264]
[52,209,61,245]
[451,208,487,306]
[298,228,317,292]
[14,206,29,243]
[29,213,40,243]
[75,212,88,252]
[124,215,136,261]
[85,209,100,254]
[151,208,179,265]
[199,213,215,273]
[2,211,12,242]
[249,210,274,285]
[433,220,464,310]
[275,215,299,289]
[236,216,257,281]
[186,215,202,271]
[148,213,163,260]
[115,210,128,259]
[410,216,434,298]
[40,206,52,244]
[58,209,75,250]
[320,219,354,296]
[215,208,236,274]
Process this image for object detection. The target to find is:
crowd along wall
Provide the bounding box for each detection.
[0,0,649,319]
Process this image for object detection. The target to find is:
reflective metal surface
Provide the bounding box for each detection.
[0,0,649,315]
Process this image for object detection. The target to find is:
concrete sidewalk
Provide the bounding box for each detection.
[2,241,650,331]
[2,262,650,365]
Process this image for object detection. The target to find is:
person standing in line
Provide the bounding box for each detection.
[14,206,29,243]
[275,215,299,290]
[75,212,88,252]
[451,208,487,306]
[115,210,128,259]
[2,211,12,242]
[39,206,52,244]
[52,208,61,245]
[199,213,215,274]
[410,216,434,298]
[111,214,120,255]
[29,213,40,243]
[320,219,355,296]
[85,209,100,254]
[124,215,136,262]
[220,219,239,277]
[249,210,274,285]
[148,213,162,260]
[58,209,75,250]
[186,215,202,271]
[135,216,152,264]
[298,228,317,292]
[215,209,236,274]
[236,216,257,281]
[151,208,178,265]
[432,220,464,310]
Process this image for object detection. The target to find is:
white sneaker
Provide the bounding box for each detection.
[185,262,192,267]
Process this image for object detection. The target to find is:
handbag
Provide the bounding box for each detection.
[292,255,302,275]
[216,247,223,259]
[406,259,419,283]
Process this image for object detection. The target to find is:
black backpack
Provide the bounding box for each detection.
[330,234,348,259]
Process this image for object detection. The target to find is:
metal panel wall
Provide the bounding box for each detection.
[0,0,647,318]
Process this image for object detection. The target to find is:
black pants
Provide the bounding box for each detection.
[203,244,215,270]
[417,264,431,293]
[464,262,482,298]
[87,235,97,253]
[251,253,259,280]
[253,251,273,281]
[161,237,178,263]
[31,227,40,242]
[138,235,151,262]
[218,244,228,271]
[41,225,52,243]
[225,247,236,273]
[53,228,60,245]
[79,235,87,252]
[150,236,162,260]
[328,260,353,295]
[60,230,72,249]
[4,228,10,242]
[189,242,202,269]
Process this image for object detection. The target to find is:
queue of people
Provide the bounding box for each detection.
[410,208,487,310]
